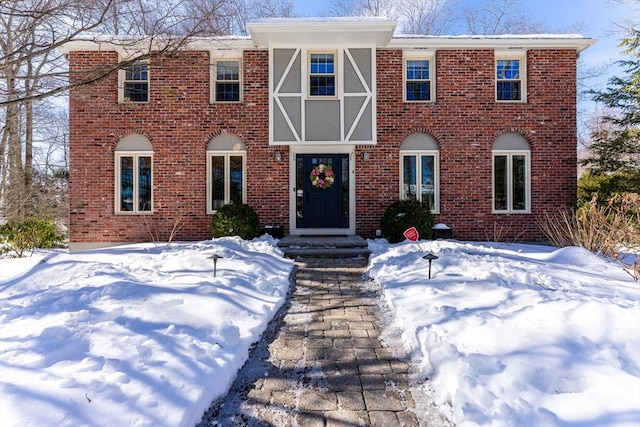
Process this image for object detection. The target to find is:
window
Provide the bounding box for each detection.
[207,134,246,213]
[496,55,524,101]
[120,61,149,103]
[400,133,440,213]
[309,52,336,97]
[114,135,153,213]
[214,60,241,102]
[493,133,530,213]
[405,58,432,102]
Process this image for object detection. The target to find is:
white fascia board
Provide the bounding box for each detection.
[388,35,596,53]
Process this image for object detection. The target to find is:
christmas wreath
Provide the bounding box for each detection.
[310,163,335,189]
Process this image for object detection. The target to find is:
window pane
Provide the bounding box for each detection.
[310,76,335,96]
[211,156,225,210]
[421,155,435,210]
[406,82,430,101]
[230,156,243,204]
[402,155,417,199]
[124,82,148,102]
[497,81,520,101]
[126,62,148,81]
[138,156,152,211]
[496,60,519,79]
[494,155,508,211]
[216,82,240,102]
[217,61,239,81]
[310,54,334,74]
[120,157,134,212]
[512,155,526,210]
[406,60,429,80]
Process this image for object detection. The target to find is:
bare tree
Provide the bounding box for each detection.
[462,0,546,35]
[397,0,459,35]
[330,0,400,19]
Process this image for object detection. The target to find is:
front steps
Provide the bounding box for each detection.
[277,235,370,259]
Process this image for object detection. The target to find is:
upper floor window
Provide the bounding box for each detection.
[496,55,525,102]
[405,58,433,102]
[493,133,530,213]
[206,134,246,213]
[120,60,149,103]
[214,60,241,102]
[400,133,440,213]
[309,52,336,97]
[114,135,153,213]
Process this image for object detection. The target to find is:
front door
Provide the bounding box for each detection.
[296,154,349,229]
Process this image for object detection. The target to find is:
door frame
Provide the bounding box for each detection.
[289,145,356,235]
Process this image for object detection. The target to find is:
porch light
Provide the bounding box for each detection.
[422,253,439,279]
[208,253,223,277]
[274,151,282,162]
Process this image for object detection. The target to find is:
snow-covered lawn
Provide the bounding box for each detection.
[0,237,293,427]
[1,237,638,426]
[367,239,640,426]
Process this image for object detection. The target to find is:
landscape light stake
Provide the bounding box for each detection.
[208,253,223,277]
[422,253,439,279]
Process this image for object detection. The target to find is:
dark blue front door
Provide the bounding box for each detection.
[296,154,349,229]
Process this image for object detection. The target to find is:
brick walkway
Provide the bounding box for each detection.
[200,258,443,427]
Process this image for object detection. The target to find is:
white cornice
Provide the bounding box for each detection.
[389,35,596,52]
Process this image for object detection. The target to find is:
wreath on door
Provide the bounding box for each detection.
[310,163,335,189]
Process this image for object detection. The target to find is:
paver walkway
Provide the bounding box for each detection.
[199,258,443,427]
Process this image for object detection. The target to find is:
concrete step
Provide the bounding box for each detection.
[278,235,370,259]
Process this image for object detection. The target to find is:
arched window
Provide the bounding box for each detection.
[492,133,530,213]
[400,133,440,213]
[115,134,153,213]
[206,134,246,213]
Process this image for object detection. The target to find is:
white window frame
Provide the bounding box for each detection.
[212,58,242,103]
[114,151,153,214]
[403,52,435,103]
[492,150,531,213]
[206,151,247,214]
[399,150,440,214]
[118,60,150,104]
[308,50,338,99]
[495,52,526,102]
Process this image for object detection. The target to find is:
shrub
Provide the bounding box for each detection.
[210,203,261,240]
[0,218,66,258]
[380,199,434,243]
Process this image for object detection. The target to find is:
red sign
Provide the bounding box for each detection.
[403,227,419,242]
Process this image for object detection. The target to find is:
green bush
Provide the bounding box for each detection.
[210,203,261,240]
[380,199,434,243]
[0,218,66,257]
[578,170,640,208]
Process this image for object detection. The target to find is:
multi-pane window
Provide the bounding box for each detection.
[116,153,152,213]
[405,59,432,101]
[401,153,439,212]
[207,134,245,213]
[493,152,530,212]
[309,52,336,97]
[214,60,241,102]
[122,61,149,103]
[496,58,523,101]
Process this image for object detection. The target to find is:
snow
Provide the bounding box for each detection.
[1,237,639,426]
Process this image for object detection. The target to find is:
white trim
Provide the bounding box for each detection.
[114,151,153,214]
[205,151,247,214]
[403,52,435,103]
[399,150,440,214]
[307,50,338,99]
[118,59,149,104]
[211,57,242,103]
[288,145,356,236]
[492,150,531,214]
[495,51,527,103]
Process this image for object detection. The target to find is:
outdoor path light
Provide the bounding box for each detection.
[422,253,439,279]
[208,253,223,277]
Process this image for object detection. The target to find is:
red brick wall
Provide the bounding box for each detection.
[354,49,578,241]
[69,47,577,246]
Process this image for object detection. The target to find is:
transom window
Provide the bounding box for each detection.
[121,61,149,103]
[405,59,432,102]
[493,133,530,213]
[214,60,241,102]
[114,135,153,213]
[206,134,246,213]
[309,52,336,97]
[496,57,524,101]
[400,133,440,213]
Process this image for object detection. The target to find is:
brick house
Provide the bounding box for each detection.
[61,18,594,251]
